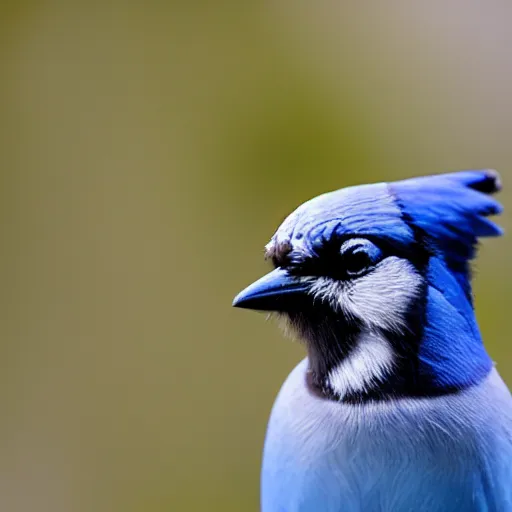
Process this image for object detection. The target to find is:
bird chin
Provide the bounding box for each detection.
[267,312,304,343]
[269,308,359,348]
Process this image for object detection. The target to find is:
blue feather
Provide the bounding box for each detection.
[235,169,512,511]
[280,170,502,268]
[389,170,502,302]
[390,170,503,262]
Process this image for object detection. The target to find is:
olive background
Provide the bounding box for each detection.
[1,3,512,511]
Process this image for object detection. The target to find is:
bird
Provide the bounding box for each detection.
[232,170,512,512]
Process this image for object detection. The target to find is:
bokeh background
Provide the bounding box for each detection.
[1,2,512,511]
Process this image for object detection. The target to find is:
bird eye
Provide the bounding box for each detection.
[339,238,383,277]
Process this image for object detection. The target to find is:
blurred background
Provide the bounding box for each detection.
[1,2,512,511]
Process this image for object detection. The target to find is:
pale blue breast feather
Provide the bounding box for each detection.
[261,360,512,512]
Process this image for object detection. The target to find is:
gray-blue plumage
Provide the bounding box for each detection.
[233,170,512,511]
[262,360,512,511]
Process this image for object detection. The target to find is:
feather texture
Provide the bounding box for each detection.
[233,170,512,511]
[262,360,512,512]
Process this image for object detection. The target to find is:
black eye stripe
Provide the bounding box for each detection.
[278,235,427,277]
[282,238,382,278]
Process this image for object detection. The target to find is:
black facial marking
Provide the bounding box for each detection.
[287,300,363,398]
[342,279,429,403]
[278,228,439,403]
[279,233,427,281]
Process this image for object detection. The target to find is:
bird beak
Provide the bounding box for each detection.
[232,268,310,311]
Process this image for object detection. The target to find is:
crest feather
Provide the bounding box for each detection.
[390,170,503,263]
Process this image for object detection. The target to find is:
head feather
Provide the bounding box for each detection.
[389,169,503,263]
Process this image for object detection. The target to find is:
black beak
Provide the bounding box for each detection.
[232,268,310,311]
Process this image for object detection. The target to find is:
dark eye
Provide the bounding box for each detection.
[340,238,383,277]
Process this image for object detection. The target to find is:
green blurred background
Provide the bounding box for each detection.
[1,2,512,511]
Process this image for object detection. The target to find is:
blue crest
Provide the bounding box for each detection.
[390,170,503,262]
[391,170,502,302]
[273,170,502,263]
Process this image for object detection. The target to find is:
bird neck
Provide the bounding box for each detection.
[304,257,492,403]
[415,257,492,393]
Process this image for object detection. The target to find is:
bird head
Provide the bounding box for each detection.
[233,170,503,402]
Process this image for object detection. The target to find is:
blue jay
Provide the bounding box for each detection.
[233,170,512,512]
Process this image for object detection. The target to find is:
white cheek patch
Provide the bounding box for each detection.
[309,257,422,333]
[343,257,422,332]
[327,329,395,398]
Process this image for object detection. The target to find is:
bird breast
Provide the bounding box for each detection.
[261,359,512,512]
